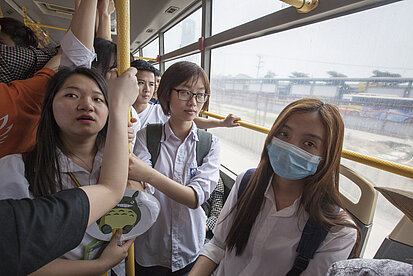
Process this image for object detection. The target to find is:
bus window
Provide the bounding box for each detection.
[165,54,201,70]
[142,37,159,62]
[212,0,286,35]
[164,8,201,54]
[208,0,413,258]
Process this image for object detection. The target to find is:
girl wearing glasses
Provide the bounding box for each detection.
[128,61,220,275]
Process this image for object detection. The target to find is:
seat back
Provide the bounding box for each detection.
[219,165,237,202]
[339,164,378,257]
[374,215,413,263]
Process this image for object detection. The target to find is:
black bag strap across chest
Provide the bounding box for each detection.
[146,123,212,168]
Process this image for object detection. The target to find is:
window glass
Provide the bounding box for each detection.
[212,0,287,35]
[164,54,201,70]
[164,8,201,54]
[142,38,159,60]
[208,0,412,258]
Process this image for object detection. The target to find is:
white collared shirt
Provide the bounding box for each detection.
[133,121,220,271]
[55,148,103,260]
[0,154,30,200]
[59,29,96,69]
[0,148,103,258]
[201,171,357,276]
[130,104,169,150]
[130,106,141,151]
[0,148,126,275]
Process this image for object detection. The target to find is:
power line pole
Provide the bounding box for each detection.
[256,55,263,79]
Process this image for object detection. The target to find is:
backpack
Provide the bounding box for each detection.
[146,123,212,168]
[238,168,329,276]
[146,123,213,214]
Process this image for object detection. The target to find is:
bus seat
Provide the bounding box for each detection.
[339,165,378,257]
[374,187,413,264]
[327,258,412,275]
[374,215,413,264]
[219,165,237,202]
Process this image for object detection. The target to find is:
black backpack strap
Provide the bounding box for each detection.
[196,129,212,167]
[197,129,212,214]
[237,168,256,200]
[146,123,163,168]
[286,219,329,276]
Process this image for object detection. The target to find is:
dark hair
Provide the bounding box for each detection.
[131,59,156,75]
[24,67,108,196]
[0,17,38,47]
[157,61,210,115]
[92,38,134,76]
[225,98,360,255]
[92,38,117,76]
[155,68,162,77]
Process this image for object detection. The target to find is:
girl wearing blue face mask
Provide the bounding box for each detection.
[189,98,359,276]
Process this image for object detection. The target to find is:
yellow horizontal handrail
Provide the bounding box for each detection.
[201,111,413,179]
[133,56,157,62]
[202,111,269,134]
[26,22,68,31]
[23,7,67,32]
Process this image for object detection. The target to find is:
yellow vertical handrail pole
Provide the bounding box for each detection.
[100,1,133,276]
[116,1,135,276]
[116,0,130,75]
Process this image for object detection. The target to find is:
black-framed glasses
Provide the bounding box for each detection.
[172,88,209,103]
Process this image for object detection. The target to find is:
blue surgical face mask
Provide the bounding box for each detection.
[267,137,322,180]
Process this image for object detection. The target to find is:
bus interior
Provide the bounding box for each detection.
[1,0,412,271]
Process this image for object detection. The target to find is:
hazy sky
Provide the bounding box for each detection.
[143,0,413,79]
[210,0,413,78]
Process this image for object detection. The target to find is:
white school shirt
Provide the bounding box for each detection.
[201,171,357,276]
[0,148,102,258]
[0,154,31,200]
[133,121,221,272]
[60,29,96,69]
[0,147,124,275]
[130,106,141,151]
[130,103,168,150]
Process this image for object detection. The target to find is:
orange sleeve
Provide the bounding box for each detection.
[0,68,56,157]
[0,68,56,113]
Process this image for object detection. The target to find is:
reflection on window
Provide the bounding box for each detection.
[142,38,159,60]
[164,54,201,70]
[208,1,412,259]
[212,0,286,35]
[164,8,201,54]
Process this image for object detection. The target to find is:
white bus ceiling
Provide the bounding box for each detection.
[0,0,197,50]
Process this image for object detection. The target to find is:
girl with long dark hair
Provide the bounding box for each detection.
[0,66,139,274]
[189,98,359,275]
